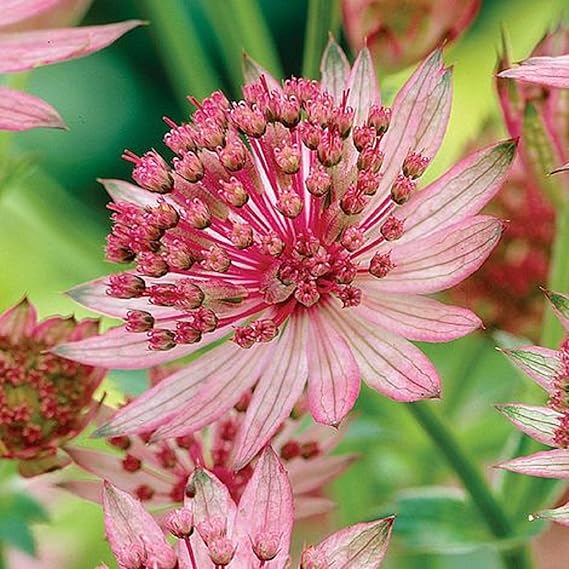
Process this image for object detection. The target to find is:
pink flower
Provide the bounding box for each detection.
[63,381,355,519]
[342,0,480,73]
[497,290,569,524]
[0,298,104,476]
[0,0,142,131]
[102,447,394,568]
[56,39,514,469]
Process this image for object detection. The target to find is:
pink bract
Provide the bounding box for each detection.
[0,298,105,476]
[500,54,569,89]
[342,0,480,73]
[102,447,395,568]
[0,0,142,131]
[56,39,515,468]
[497,291,569,525]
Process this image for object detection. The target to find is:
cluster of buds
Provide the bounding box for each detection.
[0,299,104,476]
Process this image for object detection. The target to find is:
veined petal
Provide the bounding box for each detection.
[347,47,380,126]
[0,20,143,73]
[496,404,562,447]
[502,346,564,394]
[497,449,569,478]
[544,290,569,332]
[177,536,215,569]
[324,303,440,402]
[499,55,569,89]
[149,343,270,439]
[294,496,336,519]
[0,0,61,27]
[99,178,178,209]
[92,342,241,437]
[53,325,227,369]
[288,455,356,495]
[0,86,65,131]
[232,316,308,470]
[59,479,102,503]
[320,35,350,104]
[396,141,516,244]
[374,216,503,294]
[306,312,360,426]
[103,482,177,568]
[241,52,281,90]
[31,315,77,343]
[236,448,293,567]
[0,298,37,342]
[304,517,395,568]
[531,501,569,527]
[355,287,481,342]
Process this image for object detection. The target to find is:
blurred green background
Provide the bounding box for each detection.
[1,0,569,567]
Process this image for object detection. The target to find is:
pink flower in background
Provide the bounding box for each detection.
[342,0,480,73]
[497,291,569,524]
[63,377,354,519]
[450,29,569,339]
[0,299,104,476]
[0,0,142,131]
[102,447,394,568]
[56,38,514,469]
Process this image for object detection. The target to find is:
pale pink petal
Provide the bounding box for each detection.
[531,501,569,527]
[0,0,62,27]
[65,447,173,495]
[91,341,241,437]
[374,215,503,294]
[59,479,102,503]
[294,496,336,518]
[552,161,569,174]
[498,55,569,89]
[324,303,440,401]
[320,35,351,103]
[0,20,143,73]
[496,404,562,447]
[0,86,65,131]
[544,290,569,331]
[502,346,564,394]
[304,516,395,568]
[395,141,516,244]
[177,537,215,569]
[288,455,356,495]
[242,52,281,91]
[497,449,569,478]
[306,312,360,426]
[231,316,308,470]
[347,47,380,126]
[236,448,293,567]
[103,482,177,568]
[31,316,76,343]
[53,324,227,369]
[356,287,481,342]
[99,178,176,209]
[189,468,237,537]
[0,298,37,342]
[149,343,270,439]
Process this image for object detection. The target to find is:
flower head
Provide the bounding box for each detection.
[497,290,569,524]
[342,0,480,73]
[102,447,395,568]
[0,299,104,476]
[451,29,569,338]
[64,368,354,519]
[0,0,141,131]
[56,39,514,468]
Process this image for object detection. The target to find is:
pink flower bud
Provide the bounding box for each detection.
[125,310,155,333]
[276,188,303,218]
[369,251,395,278]
[173,152,204,183]
[253,531,281,561]
[390,174,416,205]
[136,252,169,277]
[123,149,173,194]
[164,507,194,538]
[107,273,146,299]
[380,216,404,241]
[184,198,211,229]
[306,165,332,197]
[148,329,177,351]
[220,178,249,207]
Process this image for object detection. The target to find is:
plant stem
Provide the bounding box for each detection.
[302,0,341,78]
[408,401,533,569]
[139,0,220,107]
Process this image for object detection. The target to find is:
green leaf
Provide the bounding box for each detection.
[0,518,36,556]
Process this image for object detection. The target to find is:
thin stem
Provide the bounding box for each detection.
[408,401,533,569]
[184,537,198,569]
[139,0,220,107]
[302,0,341,78]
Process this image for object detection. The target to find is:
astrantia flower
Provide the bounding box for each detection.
[450,30,569,338]
[64,374,354,518]
[497,290,569,523]
[102,447,394,568]
[56,39,515,469]
[342,0,480,73]
[0,0,141,131]
[0,299,104,476]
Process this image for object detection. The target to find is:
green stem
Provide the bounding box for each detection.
[409,402,533,569]
[139,0,220,107]
[302,0,341,78]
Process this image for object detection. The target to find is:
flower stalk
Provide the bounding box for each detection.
[409,401,533,569]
